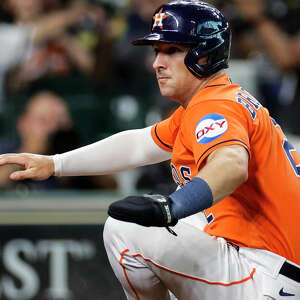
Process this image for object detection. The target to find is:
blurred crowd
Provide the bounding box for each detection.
[0,0,299,193]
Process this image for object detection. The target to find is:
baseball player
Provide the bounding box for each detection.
[0,1,299,299]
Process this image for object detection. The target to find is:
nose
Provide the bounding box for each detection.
[153,52,166,71]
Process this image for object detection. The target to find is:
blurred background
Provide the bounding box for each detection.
[0,0,299,299]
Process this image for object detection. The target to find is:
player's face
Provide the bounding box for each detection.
[152,42,202,106]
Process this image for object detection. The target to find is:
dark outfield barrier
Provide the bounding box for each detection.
[0,193,126,300]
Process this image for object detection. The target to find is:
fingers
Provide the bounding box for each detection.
[0,153,33,181]
[0,154,27,167]
[0,153,39,181]
[10,168,36,181]
[0,153,54,181]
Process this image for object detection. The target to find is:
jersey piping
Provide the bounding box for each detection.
[153,124,173,150]
[196,139,250,167]
[120,249,256,287]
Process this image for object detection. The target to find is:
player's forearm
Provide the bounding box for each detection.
[53,127,171,176]
[164,145,249,221]
[196,145,249,204]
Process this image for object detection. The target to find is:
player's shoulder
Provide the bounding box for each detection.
[182,81,265,131]
[187,77,263,118]
[192,83,242,106]
[166,105,185,123]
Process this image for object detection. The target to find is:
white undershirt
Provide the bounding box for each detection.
[53,126,171,177]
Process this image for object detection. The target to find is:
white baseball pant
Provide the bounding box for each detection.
[103,214,300,300]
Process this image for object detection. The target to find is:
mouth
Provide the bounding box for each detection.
[157,76,170,83]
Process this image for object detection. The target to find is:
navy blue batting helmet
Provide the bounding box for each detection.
[132,0,231,78]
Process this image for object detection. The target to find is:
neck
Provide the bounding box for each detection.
[181,70,224,108]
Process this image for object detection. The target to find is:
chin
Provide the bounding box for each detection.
[160,91,184,106]
[159,88,175,99]
[159,87,172,98]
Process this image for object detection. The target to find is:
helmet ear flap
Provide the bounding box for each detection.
[184,47,208,78]
[185,46,223,78]
[184,32,231,79]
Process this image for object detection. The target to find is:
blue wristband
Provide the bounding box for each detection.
[169,177,213,220]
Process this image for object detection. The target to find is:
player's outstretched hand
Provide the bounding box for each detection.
[0,153,54,181]
[108,194,178,227]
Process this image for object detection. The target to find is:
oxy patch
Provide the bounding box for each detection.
[195,113,228,144]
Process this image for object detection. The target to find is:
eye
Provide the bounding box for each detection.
[153,48,159,56]
[152,46,183,56]
[166,47,181,54]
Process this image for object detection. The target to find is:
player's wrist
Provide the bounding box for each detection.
[52,154,62,176]
[169,177,213,219]
[48,156,55,176]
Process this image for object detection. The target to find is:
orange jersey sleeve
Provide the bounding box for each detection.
[151,106,184,152]
[181,99,251,170]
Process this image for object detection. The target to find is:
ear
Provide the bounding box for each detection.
[198,56,208,66]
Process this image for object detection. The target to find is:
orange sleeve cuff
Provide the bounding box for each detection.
[151,125,173,152]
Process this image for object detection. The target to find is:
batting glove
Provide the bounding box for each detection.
[108,194,178,227]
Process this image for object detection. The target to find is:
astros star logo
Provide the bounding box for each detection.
[152,9,169,29]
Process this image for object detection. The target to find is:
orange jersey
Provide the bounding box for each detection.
[151,74,300,265]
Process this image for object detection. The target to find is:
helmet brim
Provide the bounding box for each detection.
[132,33,166,46]
[132,32,197,46]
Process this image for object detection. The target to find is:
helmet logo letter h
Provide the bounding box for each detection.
[152,9,169,29]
